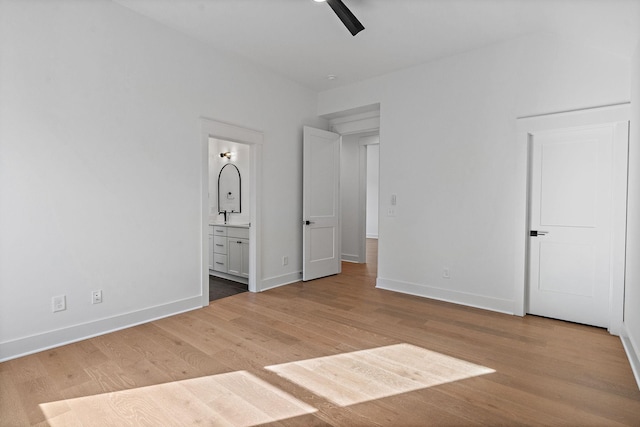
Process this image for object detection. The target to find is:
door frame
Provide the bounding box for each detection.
[330,111,380,265]
[513,104,630,334]
[200,118,263,306]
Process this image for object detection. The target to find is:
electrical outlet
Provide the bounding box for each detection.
[52,295,66,312]
[92,290,103,304]
[443,268,451,279]
[282,256,289,266]
[387,207,396,217]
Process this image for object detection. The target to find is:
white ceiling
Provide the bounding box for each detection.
[113,0,640,91]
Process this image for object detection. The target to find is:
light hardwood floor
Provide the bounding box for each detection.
[2,239,640,426]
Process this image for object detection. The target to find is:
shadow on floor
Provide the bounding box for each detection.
[209,275,248,301]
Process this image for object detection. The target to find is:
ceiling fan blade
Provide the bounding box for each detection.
[326,0,365,36]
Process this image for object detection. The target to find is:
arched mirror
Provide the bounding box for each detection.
[218,163,241,215]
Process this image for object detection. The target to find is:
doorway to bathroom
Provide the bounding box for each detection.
[208,138,250,300]
[200,118,263,307]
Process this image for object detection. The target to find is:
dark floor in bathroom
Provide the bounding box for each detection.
[209,275,248,301]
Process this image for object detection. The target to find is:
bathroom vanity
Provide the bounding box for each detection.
[209,223,249,284]
[208,153,249,284]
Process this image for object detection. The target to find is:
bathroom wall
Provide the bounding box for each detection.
[208,138,250,225]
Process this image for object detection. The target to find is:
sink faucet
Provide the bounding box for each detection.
[219,210,227,224]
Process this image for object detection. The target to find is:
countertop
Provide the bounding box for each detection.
[209,222,250,228]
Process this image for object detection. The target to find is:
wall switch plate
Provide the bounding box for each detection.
[52,295,66,312]
[443,268,451,279]
[391,194,397,205]
[282,256,289,266]
[92,290,103,304]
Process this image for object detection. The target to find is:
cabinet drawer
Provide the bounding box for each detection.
[213,253,227,272]
[213,226,227,236]
[227,227,249,239]
[213,236,227,254]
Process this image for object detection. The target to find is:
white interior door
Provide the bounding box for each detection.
[303,126,341,281]
[528,125,616,327]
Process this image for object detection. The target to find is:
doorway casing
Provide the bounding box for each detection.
[514,104,630,334]
[200,118,263,307]
[329,108,380,266]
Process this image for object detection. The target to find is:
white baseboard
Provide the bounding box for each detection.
[620,323,640,390]
[376,277,514,315]
[366,234,378,239]
[0,296,203,362]
[341,253,360,263]
[209,270,249,285]
[260,271,302,292]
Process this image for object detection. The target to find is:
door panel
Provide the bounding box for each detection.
[309,138,338,217]
[540,140,598,227]
[528,125,613,327]
[538,242,595,297]
[310,227,336,261]
[303,126,341,281]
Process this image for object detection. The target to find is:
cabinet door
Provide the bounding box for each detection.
[208,233,214,270]
[228,238,249,277]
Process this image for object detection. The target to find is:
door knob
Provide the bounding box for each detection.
[530,230,549,237]
[304,220,315,225]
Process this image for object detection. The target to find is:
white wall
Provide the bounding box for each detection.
[209,139,250,225]
[318,33,631,313]
[0,0,325,360]
[366,144,379,238]
[623,40,640,383]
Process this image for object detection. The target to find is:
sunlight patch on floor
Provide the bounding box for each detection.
[39,371,316,426]
[265,343,495,407]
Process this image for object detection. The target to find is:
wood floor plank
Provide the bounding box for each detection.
[60,358,171,400]
[1,356,49,385]
[12,376,67,426]
[91,330,148,369]
[152,312,235,357]
[450,375,631,427]
[36,347,94,393]
[146,382,235,427]
[36,409,84,427]
[0,371,32,426]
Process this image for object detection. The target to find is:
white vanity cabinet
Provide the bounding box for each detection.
[227,227,249,278]
[208,224,249,283]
